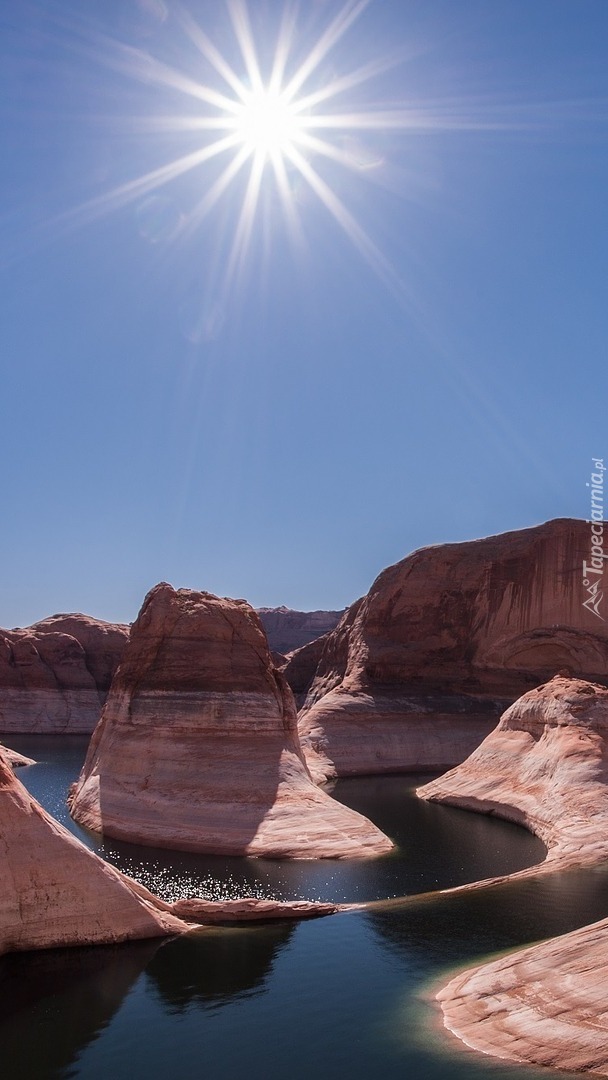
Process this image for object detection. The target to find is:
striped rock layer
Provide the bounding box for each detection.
[69,584,392,859]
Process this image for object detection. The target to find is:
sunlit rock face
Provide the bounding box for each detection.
[419,676,608,871]
[0,744,35,768]
[257,606,344,655]
[0,747,190,957]
[438,915,608,1075]
[69,583,392,859]
[298,519,608,780]
[0,615,129,734]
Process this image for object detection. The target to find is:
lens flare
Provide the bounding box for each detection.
[233,87,304,159]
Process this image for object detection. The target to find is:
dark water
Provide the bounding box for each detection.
[4,736,608,1080]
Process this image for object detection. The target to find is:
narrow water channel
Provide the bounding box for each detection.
[3,735,605,1080]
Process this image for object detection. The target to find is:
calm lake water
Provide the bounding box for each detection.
[4,735,608,1080]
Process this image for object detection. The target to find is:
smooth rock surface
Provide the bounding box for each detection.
[0,747,190,956]
[299,519,608,779]
[418,676,608,872]
[438,916,608,1075]
[0,615,129,734]
[170,898,340,923]
[69,584,392,859]
[426,676,608,1073]
[0,744,35,768]
[257,606,344,654]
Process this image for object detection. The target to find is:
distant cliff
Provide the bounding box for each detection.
[0,614,129,734]
[256,606,344,655]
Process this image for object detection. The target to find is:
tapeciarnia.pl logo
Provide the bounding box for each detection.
[582,458,606,620]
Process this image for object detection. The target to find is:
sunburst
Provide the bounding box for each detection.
[47,0,512,301]
[48,0,416,291]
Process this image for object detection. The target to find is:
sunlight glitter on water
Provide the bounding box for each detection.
[103,852,289,904]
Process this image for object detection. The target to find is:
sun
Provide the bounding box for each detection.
[64,0,432,293]
[232,87,304,161]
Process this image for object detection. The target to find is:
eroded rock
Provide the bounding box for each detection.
[0,615,129,734]
[69,584,392,859]
[298,519,608,779]
[0,747,190,956]
[418,676,608,871]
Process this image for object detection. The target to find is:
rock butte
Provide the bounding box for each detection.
[297,518,608,782]
[0,614,129,734]
[420,676,608,1073]
[69,583,392,859]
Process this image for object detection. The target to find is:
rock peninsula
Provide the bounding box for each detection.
[438,916,608,1075]
[422,676,608,1073]
[69,583,392,859]
[418,676,608,872]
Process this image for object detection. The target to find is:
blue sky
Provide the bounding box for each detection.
[2,0,607,627]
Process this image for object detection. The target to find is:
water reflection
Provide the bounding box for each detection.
[366,862,608,974]
[0,940,159,1080]
[146,924,293,1012]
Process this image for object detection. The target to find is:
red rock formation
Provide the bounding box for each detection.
[419,676,608,872]
[0,746,191,956]
[299,519,608,780]
[257,606,344,654]
[423,676,608,1072]
[279,634,330,706]
[170,898,341,923]
[438,916,608,1075]
[0,615,129,734]
[0,744,35,768]
[69,584,392,859]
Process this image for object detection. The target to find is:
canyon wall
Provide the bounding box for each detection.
[298,519,608,780]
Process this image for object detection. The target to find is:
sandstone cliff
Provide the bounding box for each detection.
[0,614,129,734]
[69,583,392,859]
[257,606,344,654]
[298,519,608,780]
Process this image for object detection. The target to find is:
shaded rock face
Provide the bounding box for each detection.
[257,606,344,655]
[0,615,129,734]
[0,747,190,957]
[419,676,608,872]
[69,584,392,859]
[298,519,608,780]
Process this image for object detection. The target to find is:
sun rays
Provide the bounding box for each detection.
[44,0,420,296]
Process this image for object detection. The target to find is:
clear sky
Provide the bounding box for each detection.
[2,0,607,628]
